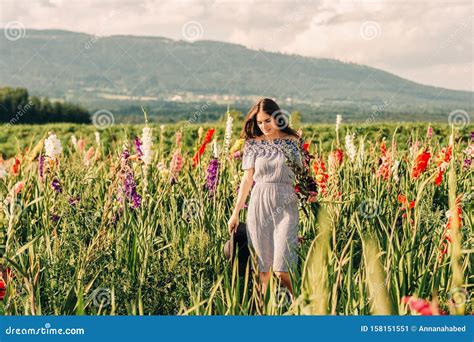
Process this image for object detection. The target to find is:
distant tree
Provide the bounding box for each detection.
[0,87,91,124]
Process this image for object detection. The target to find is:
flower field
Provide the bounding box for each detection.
[0,120,472,316]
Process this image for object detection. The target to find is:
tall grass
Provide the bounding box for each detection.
[0,122,472,315]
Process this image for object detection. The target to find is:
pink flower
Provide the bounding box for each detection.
[78,138,86,153]
[14,181,24,194]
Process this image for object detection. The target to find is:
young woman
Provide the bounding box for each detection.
[227,98,304,299]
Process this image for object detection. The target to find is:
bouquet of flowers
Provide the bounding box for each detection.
[281,136,319,218]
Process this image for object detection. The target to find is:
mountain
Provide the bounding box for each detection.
[0,29,472,120]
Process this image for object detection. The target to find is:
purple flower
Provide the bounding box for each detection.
[68,195,81,206]
[38,154,45,179]
[135,137,143,157]
[205,158,219,195]
[464,158,472,168]
[122,148,130,160]
[51,178,62,193]
[123,172,141,209]
[51,214,60,222]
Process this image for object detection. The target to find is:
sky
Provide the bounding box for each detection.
[1,0,473,92]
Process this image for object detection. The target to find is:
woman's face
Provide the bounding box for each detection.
[255,111,279,136]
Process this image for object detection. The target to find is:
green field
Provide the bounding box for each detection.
[0,122,472,315]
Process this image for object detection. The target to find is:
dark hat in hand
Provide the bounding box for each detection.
[224,222,250,274]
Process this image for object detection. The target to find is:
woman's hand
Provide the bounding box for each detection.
[227,213,239,235]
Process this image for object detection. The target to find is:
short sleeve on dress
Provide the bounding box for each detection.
[242,140,256,170]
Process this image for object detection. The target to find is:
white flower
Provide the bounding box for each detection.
[71,135,77,150]
[345,133,356,162]
[44,132,62,158]
[391,160,400,182]
[212,138,219,158]
[141,126,153,166]
[95,132,101,146]
[224,114,233,154]
[335,115,342,132]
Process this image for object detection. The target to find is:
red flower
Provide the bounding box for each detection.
[303,142,310,152]
[434,146,452,186]
[402,296,438,315]
[0,279,5,301]
[12,157,21,175]
[397,194,415,209]
[192,128,215,167]
[334,149,344,164]
[411,149,431,179]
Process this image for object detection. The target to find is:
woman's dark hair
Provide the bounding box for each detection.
[240,98,300,140]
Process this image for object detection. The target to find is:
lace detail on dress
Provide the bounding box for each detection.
[242,138,301,168]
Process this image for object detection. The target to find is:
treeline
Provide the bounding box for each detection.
[0,87,90,124]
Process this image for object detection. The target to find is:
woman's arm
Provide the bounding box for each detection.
[232,168,254,216]
[228,167,254,233]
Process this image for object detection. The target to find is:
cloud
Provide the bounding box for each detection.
[0,0,472,91]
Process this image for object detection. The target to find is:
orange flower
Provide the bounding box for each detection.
[397,194,415,209]
[411,149,431,179]
[313,159,328,195]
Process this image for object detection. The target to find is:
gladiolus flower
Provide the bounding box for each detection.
[51,178,62,193]
[44,132,63,158]
[230,139,245,158]
[0,279,5,301]
[84,147,95,166]
[345,133,356,162]
[193,128,215,167]
[205,157,219,195]
[141,126,154,166]
[12,157,20,175]
[170,149,183,181]
[224,114,233,154]
[402,296,438,315]
[135,137,143,157]
[426,126,433,139]
[411,149,431,179]
[313,159,328,195]
[328,149,343,175]
[77,138,85,154]
[434,146,452,186]
[38,154,45,180]
[14,181,24,194]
